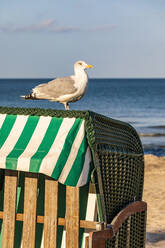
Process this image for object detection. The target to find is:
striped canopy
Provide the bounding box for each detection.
[0,114,92,187]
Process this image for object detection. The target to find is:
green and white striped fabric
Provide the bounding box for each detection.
[0,114,92,187]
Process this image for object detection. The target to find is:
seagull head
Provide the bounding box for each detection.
[74,61,93,73]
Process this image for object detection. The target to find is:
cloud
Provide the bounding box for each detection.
[0,19,116,34]
[40,19,56,27]
[0,19,80,34]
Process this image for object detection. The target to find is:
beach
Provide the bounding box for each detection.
[144,155,165,248]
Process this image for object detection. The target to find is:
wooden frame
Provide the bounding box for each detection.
[0,170,147,248]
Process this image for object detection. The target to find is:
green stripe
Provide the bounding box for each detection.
[64,137,88,186]
[6,116,40,170]
[29,117,63,172]
[0,115,17,149]
[51,119,83,180]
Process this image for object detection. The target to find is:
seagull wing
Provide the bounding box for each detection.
[33,76,77,100]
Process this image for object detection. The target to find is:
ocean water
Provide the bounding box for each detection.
[0,78,165,156]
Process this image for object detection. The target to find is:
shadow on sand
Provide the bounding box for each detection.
[147,231,165,243]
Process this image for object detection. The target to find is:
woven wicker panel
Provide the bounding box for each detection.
[90,112,145,248]
[98,150,144,223]
[129,211,146,248]
[118,219,129,248]
[88,112,144,222]
[91,112,143,155]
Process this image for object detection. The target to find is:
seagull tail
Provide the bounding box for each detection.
[20,93,36,100]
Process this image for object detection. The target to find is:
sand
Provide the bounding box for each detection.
[143,155,165,248]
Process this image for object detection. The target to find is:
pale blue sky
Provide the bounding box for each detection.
[1,0,165,78]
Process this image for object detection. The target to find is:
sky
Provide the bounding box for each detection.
[1,0,165,78]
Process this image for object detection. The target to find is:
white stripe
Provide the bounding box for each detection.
[58,120,85,184]
[40,234,44,248]
[17,116,52,171]
[77,147,91,187]
[82,192,97,248]
[0,114,7,129]
[39,118,76,176]
[85,193,97,221]
[61,229,66,248]
[0,115,29,168]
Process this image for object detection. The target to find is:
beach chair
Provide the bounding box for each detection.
[0,107,147,248]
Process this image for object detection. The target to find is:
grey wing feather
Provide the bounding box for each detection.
[33,76,77,99]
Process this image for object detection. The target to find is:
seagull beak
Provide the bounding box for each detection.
[87,64,93,69]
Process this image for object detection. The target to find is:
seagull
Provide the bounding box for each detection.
[21,61,93,110]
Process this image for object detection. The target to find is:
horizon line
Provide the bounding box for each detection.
[0,77,165,80]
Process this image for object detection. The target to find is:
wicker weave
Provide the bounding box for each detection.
[0,107,146,247]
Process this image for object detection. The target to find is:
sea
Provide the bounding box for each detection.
[0,78,165,156]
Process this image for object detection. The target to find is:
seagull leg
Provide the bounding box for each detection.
[64,103,70,110]
[66,103,70,110]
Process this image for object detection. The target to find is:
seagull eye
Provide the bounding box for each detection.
[79,62,82,65]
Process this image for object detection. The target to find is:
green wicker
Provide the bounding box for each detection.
[0,106,146,248]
